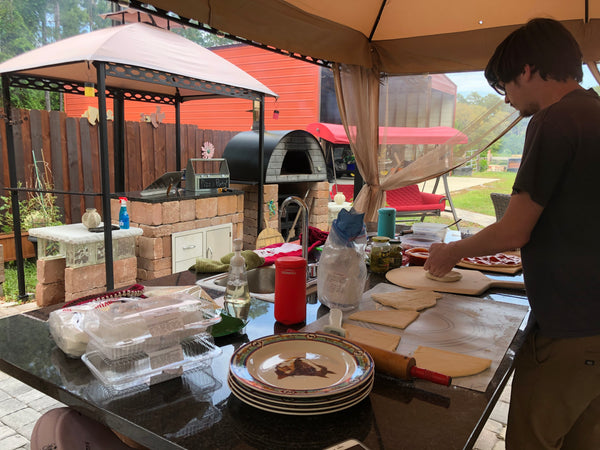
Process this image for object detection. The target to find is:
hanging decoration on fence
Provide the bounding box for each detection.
[140,106,165,128]
[82,107,113,125]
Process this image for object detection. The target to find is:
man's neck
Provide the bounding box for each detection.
[536,78,583,110]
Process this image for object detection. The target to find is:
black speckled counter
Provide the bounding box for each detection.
[113,189,244,204]
[0,271,530,450]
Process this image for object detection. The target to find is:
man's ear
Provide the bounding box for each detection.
[522,64,535,81]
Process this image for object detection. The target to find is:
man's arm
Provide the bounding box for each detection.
[423,191,544,277]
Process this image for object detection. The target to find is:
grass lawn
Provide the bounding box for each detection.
[451,172,517,217]
[1,259,38,303]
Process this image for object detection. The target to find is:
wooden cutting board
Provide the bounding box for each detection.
[385,267,525,295]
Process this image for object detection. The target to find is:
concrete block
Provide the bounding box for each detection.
[180,199,196,222]
[65,265,106,293]
[218,195,238,215]
[137,236,163,260]
[138,224,174,238]
[0,434,28,450]
[35,281,65,307]
[162,201,180,224]
[196,197,217,219]
[36,258,66,284]
[1,407,41,431]
[131,201,162,226]
[114,257,137,285]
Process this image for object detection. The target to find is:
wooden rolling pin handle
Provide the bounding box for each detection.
[354,342,416,380]
[410,366,452,386]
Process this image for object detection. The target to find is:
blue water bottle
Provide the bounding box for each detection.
[118,197,130,229]
[377,207,396,239]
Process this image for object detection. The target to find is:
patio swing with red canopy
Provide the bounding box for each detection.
[307,122,468,222]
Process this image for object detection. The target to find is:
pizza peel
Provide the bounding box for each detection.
[385,267,525,295]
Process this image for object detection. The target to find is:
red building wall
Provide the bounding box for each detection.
[64,44,322,131]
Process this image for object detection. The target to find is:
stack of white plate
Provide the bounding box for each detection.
[228,332,374,415]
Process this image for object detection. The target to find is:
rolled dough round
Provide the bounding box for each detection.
[425,270,463,283]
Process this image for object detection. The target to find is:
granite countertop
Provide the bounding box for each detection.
[0,270,530,450]
[114,188,243,204]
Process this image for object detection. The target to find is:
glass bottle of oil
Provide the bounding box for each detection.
[224,239,251,321]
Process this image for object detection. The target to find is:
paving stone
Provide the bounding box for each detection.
[16,389,45,404]
[0,398,26,417]
[473,428,501,450]
[0,370,9,381]
[483,418,504,436]
[2,408,41,431]
[18,421,36,440]
[0,388,10,402]
[0,434,28,450]
[489,400,510,425]
[493,440,506,450]
[0,378,32,397]
[28,395,62,412]
[0,422,17,440]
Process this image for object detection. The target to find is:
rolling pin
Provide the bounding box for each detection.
[317,309,451,386]
[352,340,452,386]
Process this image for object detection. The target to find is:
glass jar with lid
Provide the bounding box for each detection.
[370,236,391,273]
[388,239,403,269]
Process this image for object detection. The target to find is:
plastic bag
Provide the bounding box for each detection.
[317,208,367,311]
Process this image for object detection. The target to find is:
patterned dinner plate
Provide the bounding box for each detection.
[229,333,374,398]
[228,373,374,407]
[228,375,373,415]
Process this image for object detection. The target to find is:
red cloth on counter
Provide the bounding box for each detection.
[255,226,328,264]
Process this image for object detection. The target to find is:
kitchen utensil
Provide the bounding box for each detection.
[386,266,525,295]
[323,308,346,337]
[256,215,283,249]
[319,312,451,386]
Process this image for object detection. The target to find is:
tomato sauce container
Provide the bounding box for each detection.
[274,256,307,325]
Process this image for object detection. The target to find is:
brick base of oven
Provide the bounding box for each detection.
[231,181,330,250]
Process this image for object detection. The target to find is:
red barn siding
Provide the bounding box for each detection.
[64,43,321,131]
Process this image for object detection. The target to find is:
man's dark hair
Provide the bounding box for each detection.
[485,18,583,89]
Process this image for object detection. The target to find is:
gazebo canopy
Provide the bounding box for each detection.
[136,0,600,74]
[0,22,277,102]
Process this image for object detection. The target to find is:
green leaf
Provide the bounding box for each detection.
[210,312,247,338]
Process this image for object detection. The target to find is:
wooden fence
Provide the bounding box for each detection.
[0,109,237,224]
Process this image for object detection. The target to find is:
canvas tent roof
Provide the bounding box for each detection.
[0,22,277,100]
[141,0,600,74]
[306,123,468,145]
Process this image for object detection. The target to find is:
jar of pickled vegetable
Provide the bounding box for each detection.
[388,239,403,269]
[370,236,391,273]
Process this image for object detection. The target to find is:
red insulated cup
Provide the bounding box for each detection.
[274,256,307,325]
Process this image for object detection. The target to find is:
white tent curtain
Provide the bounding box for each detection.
[334,63,521,222]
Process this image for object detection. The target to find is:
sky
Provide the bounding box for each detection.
[446,66,598,96]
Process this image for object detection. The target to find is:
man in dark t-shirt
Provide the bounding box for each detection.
[425,18,600,448]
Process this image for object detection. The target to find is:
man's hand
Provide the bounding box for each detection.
[424,242,461,277]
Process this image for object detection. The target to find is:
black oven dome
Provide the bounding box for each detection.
[223,130,327,184]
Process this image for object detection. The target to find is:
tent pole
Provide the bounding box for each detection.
[258,95,265,240]
[113,92,125,192]
[94,62,115,291]
[175,96,181,171]
[2,75,28,300]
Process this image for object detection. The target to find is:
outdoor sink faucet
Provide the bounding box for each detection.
[279,196,309,264]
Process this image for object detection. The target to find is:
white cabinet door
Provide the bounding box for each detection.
[171,224,233,273]
[172,229,204,273]
[205,224,232,261]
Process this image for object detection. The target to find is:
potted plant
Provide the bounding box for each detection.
[0,182,63,262]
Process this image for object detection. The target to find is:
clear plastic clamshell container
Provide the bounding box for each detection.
[83,293,221,360]
[81,334,221,390]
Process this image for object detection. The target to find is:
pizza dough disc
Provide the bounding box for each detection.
[413,346,492,378]
[371,290,441,311]
[425,270,463,282]
[348,309,420,329]
[342,323,401,352]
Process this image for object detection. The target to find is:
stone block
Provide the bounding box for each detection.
[137,236,163,260]
[139,224,174,238]
[218,195,238,215]
[162,201,181,224]
[131,201,162,226]
[172,221,197,233]
[196,197,217,219]
[65,265,106,293]
[65,286,105,303]
[114,257,137,285]
[162,236,172,258]
[180,199,196,222]
[36,281,65,307]
[36,258,66,284]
